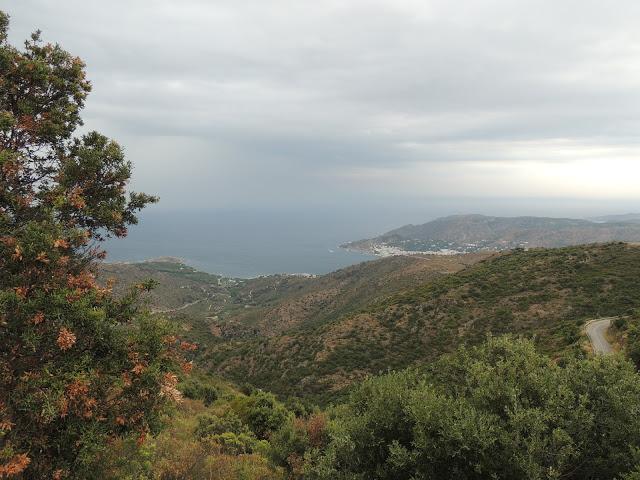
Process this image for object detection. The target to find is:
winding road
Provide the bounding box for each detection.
[584,317,615,355]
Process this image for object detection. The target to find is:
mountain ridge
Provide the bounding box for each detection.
[342,213,640,255]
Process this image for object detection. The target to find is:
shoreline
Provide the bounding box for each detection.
[339,244,473,258]
[103,257,326,281]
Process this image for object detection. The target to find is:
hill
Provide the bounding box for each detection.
[100,259,226,312]
[589,213,640,223]
[219,252,490,338]
[342,214,640,255]
[99,259,315,345]
[205,243,640,403]
[99,253,489,347]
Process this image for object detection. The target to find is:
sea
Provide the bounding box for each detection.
[103,199,624,278]
[103,208,386,278]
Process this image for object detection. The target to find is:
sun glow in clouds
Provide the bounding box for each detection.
[338,139,640,200]
[8,0,640,209]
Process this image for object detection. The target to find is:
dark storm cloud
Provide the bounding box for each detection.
[3,0,640,207]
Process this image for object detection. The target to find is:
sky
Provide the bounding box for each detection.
[3,0,640,219]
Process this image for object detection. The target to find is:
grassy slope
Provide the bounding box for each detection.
[206,243,640,404]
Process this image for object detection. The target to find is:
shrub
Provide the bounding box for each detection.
[195,411,249,438]
[305,337,640,479]
[181,379,219,406]
[614,317,628,330]
[234,391,292,440]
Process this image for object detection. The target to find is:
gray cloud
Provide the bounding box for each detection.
[3,0,640,209]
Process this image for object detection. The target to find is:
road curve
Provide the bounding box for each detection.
[585,317,615,355]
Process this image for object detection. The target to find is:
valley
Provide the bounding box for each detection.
[100,252,491,347]
[103,242,640,405]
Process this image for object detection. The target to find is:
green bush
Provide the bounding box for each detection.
[205,432,266,456]
[626,324,640,369]
[195,411,249,438]
[304,336,640,479]
[614,317,628,330]
[181,379,219,406]
[234,391,292,440]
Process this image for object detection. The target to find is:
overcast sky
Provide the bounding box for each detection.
[3,0,640,215]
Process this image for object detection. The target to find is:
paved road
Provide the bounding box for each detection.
[585,317,615,355]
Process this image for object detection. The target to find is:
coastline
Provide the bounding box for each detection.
[104,256,323,281]
[339,243,467,257]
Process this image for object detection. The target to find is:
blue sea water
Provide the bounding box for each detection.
[101,199,630,278]
[103,209,381,278]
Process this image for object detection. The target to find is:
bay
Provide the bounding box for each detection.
[103,209,379,278]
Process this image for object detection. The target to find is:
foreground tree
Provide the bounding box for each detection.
[0,11,187,478]
[302,337,640,480]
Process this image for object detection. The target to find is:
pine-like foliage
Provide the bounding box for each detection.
[0,11,189,478]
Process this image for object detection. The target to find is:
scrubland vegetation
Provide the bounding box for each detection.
[4,10,640,480]
[208,243,640,403]
[97,338,640,480]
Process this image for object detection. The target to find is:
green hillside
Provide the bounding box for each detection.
[221,253,490,337]
[206,243,640,403]
[100,254,490,348]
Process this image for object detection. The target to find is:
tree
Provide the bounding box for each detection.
[0,11,188,478]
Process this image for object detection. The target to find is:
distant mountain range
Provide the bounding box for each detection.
[341,214,640,255]
[589,213,640,223]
